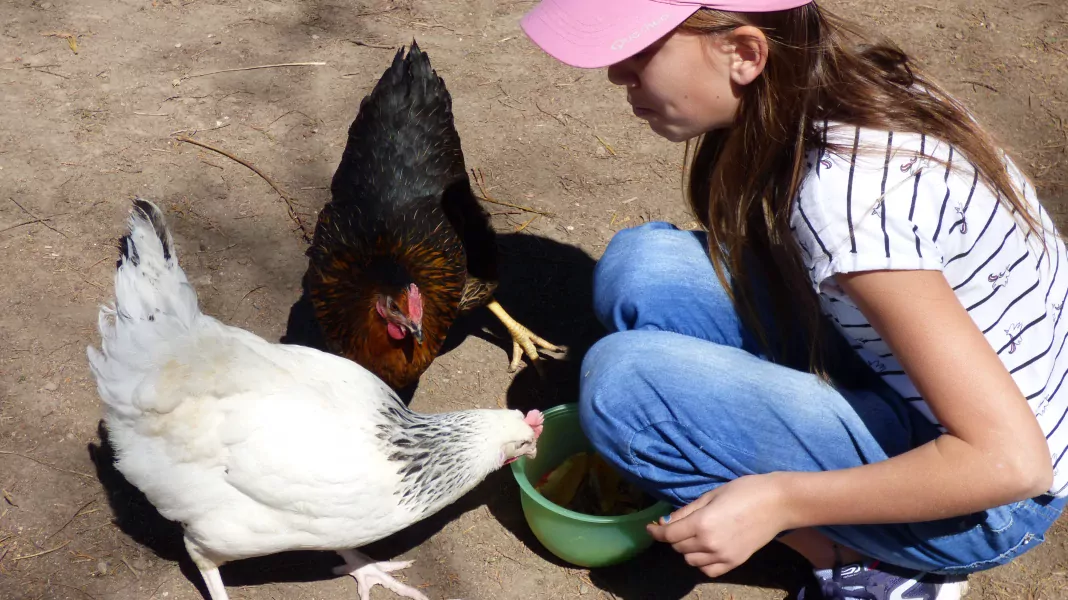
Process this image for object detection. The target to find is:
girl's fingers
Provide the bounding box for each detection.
[699,561,736,578]
[663,491,716,524]
[671,537,711,555]
[648,491,718,542]
[682,551,719,568]
[649,515,703,544]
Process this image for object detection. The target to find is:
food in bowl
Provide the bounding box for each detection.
[534,451,656,516]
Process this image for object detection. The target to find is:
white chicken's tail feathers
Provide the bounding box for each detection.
[87,199,200,415]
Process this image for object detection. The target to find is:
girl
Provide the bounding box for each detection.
[520,1,1068,599]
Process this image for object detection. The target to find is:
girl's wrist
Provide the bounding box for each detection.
[764,471,806,532]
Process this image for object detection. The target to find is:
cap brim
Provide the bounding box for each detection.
[521,0,700,69]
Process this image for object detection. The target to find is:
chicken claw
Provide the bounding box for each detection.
[335,549,429,600]
[486,299,562,374]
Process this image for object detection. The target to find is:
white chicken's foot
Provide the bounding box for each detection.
[335,549,429,600]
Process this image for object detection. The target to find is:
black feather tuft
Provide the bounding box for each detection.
[116,234,138,269]
[131,197,173,261]
[116,198,174,270]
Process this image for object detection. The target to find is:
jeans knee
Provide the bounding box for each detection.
[592,221,710,330]
[578,332,647,461]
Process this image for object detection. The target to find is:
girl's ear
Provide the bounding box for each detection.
[726,25,769,86]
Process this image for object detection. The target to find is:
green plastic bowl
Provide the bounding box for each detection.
[510,403,672,568]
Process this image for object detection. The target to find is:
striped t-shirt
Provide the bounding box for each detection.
[790,122,1068,497]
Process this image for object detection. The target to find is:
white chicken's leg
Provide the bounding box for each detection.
[335,549,429,600]
[185,538,229,600]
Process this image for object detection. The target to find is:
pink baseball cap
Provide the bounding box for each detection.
[521,0,813,69]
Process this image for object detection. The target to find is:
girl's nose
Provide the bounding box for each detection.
[607,61,637,88]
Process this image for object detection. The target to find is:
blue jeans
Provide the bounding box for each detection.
[579,221,1066,575]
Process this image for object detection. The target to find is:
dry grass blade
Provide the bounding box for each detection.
[13,540,70,562]
[349,39,396,50]
[229,285,266,321]
[470,169,554,217]
[514,215,539,232]
[47,498,98,539]
[0,215,68,235]
[962,79,999,93]
[0,450,94,479]
[173,137,312,242]
[594,134,617,156]
[180,62,326,81]
[8,199,67,237]
[40,31,78,54]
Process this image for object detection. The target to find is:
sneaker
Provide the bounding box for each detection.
[797,560,968,600]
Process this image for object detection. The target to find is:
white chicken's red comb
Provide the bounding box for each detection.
[524,409,544,439]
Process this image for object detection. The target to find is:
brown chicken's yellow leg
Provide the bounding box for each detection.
[486,299,561,374]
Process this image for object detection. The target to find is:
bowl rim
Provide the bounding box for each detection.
[510,402,672,525]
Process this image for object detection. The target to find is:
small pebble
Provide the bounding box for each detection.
[42,381,58,392]
[40,2,52,8]
[175,43,182,48]
[312,34,320,40]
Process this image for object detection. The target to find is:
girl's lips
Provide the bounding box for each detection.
[632,106,654,118]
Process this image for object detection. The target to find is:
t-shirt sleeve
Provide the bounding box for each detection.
[791,125,952,294]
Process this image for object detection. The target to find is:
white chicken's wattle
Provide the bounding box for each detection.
[86,198,544,600]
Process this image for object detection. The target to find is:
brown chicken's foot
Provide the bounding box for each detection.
[334,549,429,600]
[486,299,562,374]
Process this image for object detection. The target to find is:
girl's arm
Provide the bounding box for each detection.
[776,267,1053,530]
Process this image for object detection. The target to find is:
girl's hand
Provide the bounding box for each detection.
[647,474,788,578]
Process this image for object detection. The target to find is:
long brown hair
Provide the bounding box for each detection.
[679,4,1043,377]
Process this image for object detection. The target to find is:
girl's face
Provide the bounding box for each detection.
[606,27,766,142]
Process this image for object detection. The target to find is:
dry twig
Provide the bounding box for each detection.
[229,286,266,321]
[962,80,999,93]
[180,61,326,81]
[0,450,94,479]
[514,215,539,233]
[0,212,70,235]
[48,498,98,539]
[470,169,553,217]
[13,540,70,562]
[349,39,396,50]
[173,137,312,242]
[534,100,567,127]
[8,199,67,237]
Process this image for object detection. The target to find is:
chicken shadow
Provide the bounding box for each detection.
[446,231,605,408]
[87,420,497,599]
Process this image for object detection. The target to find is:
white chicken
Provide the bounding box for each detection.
[86,198,544,600]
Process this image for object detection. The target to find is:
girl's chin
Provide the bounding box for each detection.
[646,121,692,144]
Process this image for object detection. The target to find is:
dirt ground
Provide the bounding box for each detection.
[1,0,1066,598]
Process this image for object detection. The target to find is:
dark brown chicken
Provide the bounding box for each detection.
[284,41,559,392]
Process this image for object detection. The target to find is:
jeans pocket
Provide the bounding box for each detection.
[938,529,1046,575]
